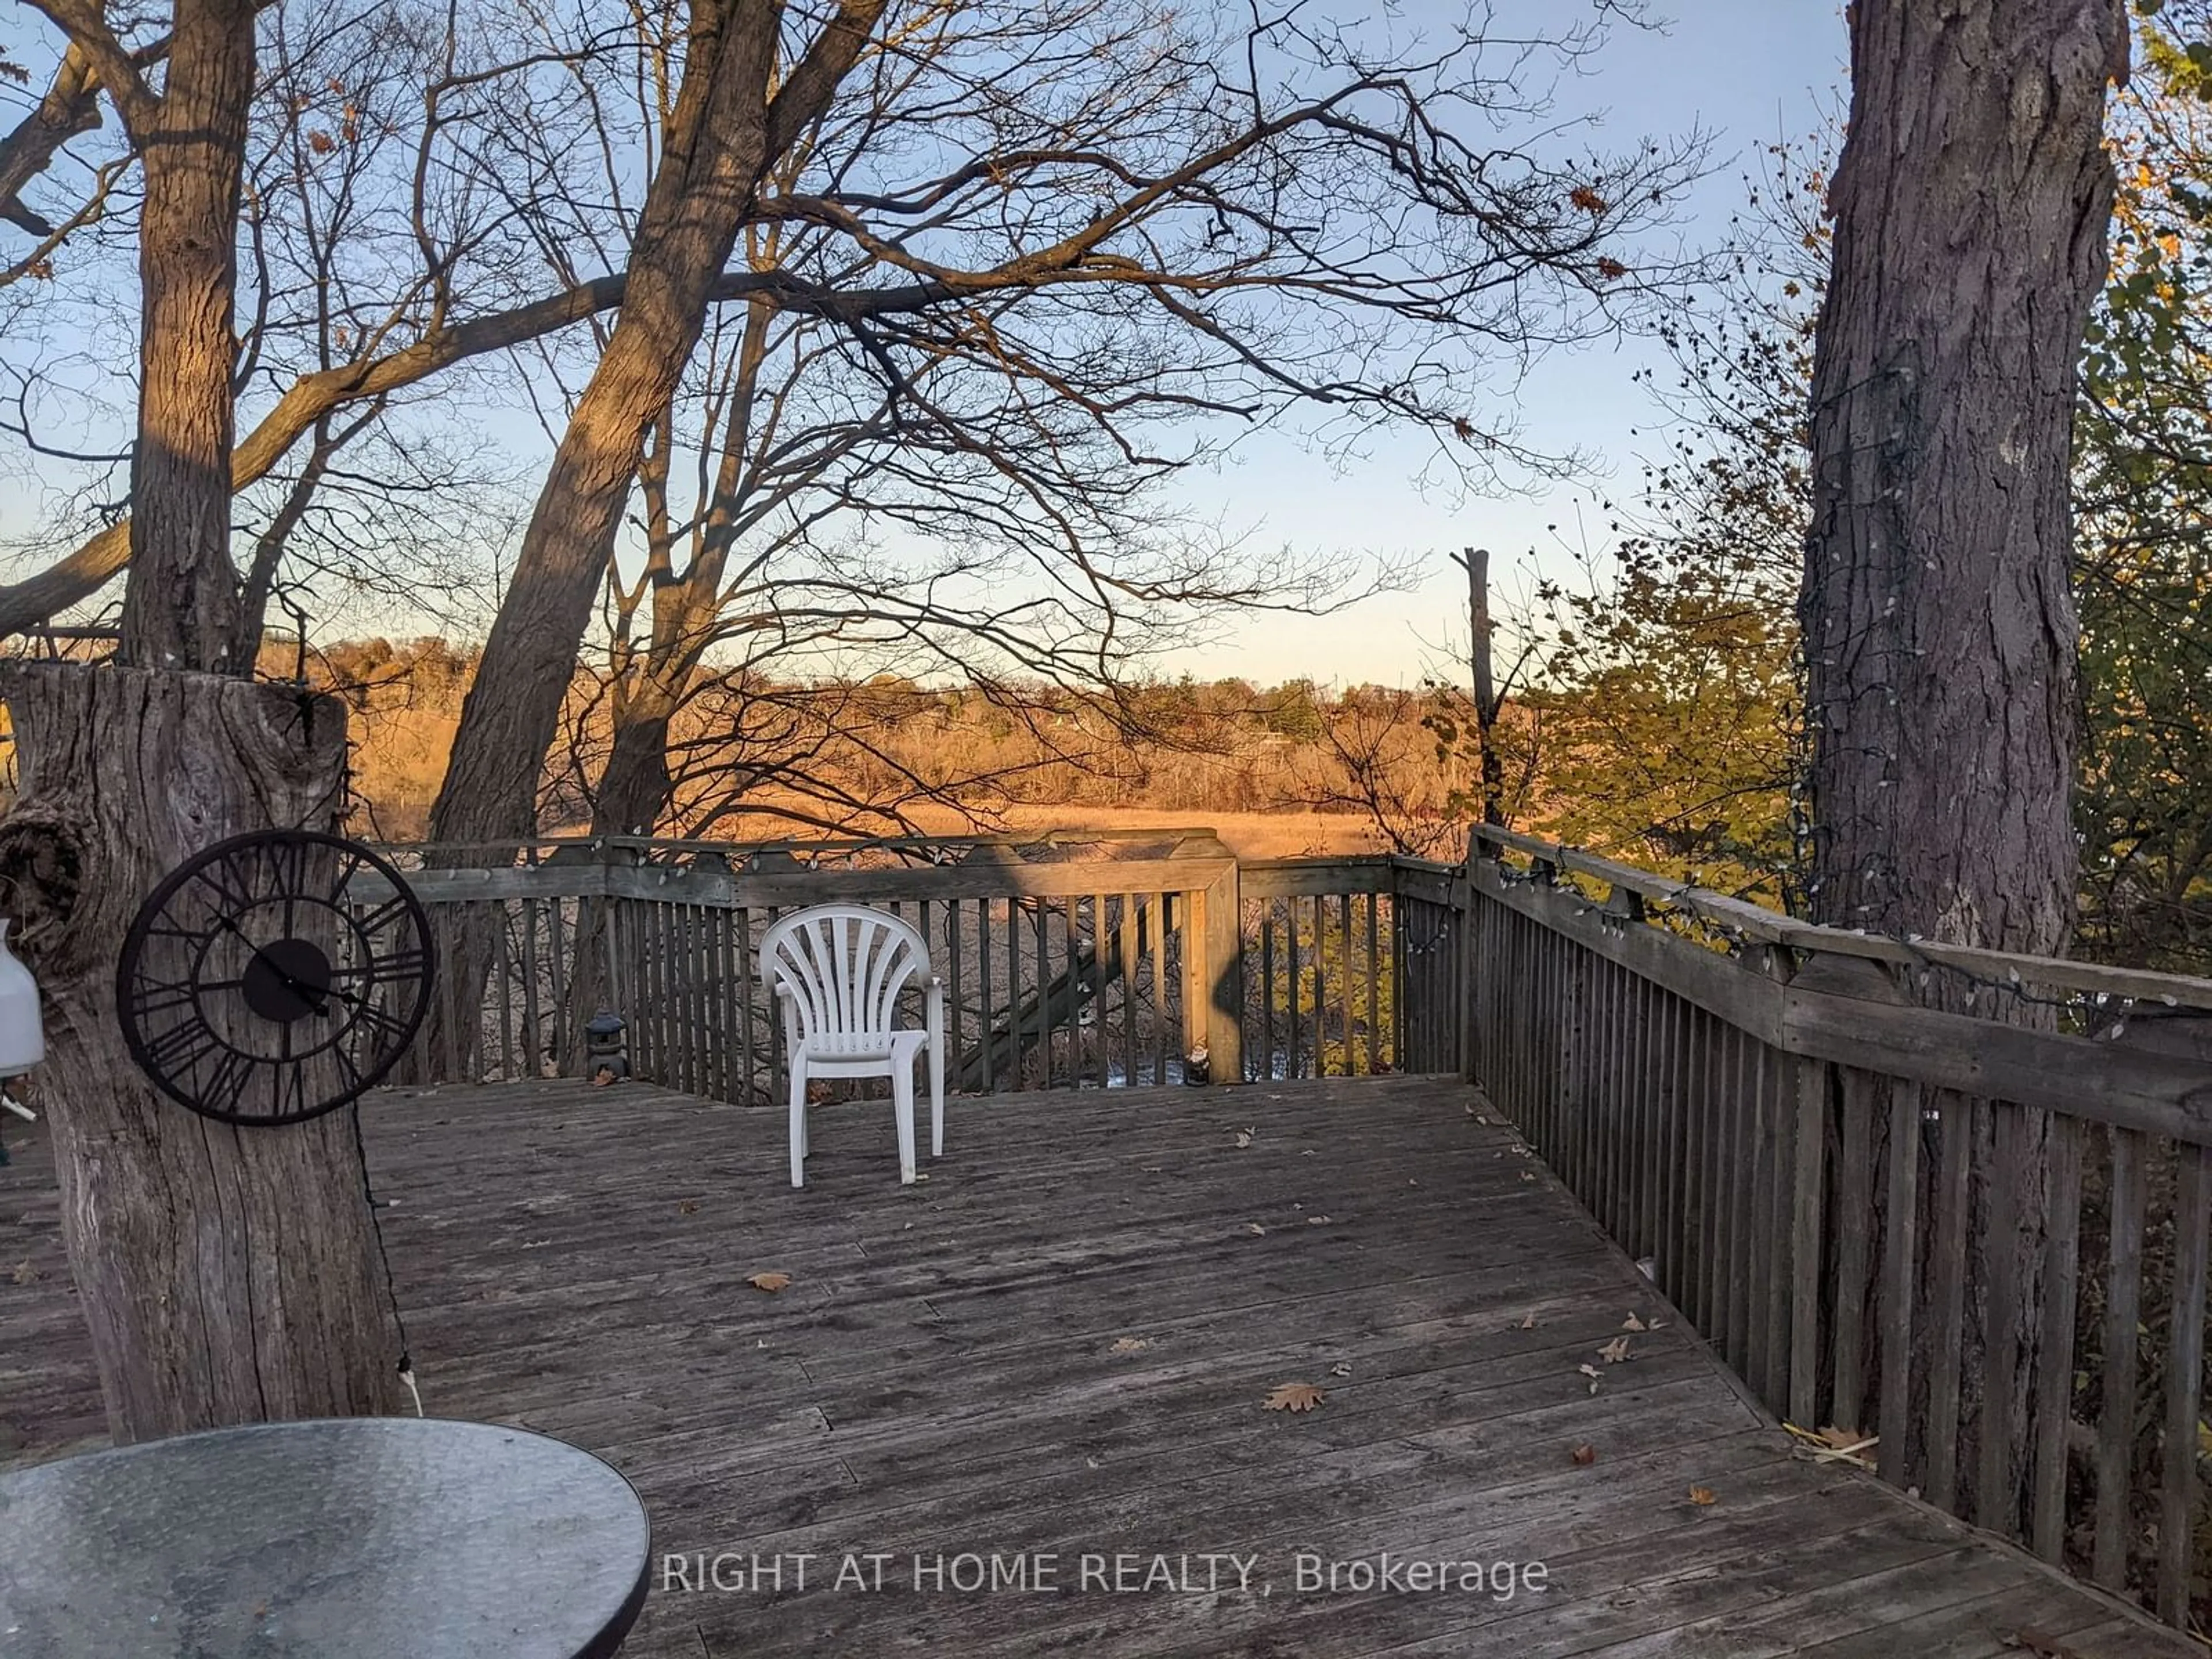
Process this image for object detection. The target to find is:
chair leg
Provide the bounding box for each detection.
[892,1066,917,1185]
[789,1057,809,1188]
[929,1035,944,1158]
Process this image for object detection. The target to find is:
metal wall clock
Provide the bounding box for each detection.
[116,830,436,1125]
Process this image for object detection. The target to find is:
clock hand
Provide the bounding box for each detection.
[213,915,330,1013]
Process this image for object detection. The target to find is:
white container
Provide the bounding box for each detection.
[0,918,46,1074]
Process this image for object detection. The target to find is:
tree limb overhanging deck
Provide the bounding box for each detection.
[0,1075,2194,1657]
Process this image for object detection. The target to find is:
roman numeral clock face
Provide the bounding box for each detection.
[116,831,437,1125]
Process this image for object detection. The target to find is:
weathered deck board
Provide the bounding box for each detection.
[0,1074,2191,1657]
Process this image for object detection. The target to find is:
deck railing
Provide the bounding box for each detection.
[378,816,2212,1626]
[374,831,1465,1097]
[1461,822,2212,1632]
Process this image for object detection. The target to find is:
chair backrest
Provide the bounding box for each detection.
[760,904,931,1045]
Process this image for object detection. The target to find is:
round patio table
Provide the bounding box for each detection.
[0,1416,650,1658]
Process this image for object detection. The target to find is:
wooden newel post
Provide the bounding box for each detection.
[1458,825,1487,1084]
[1202,862,1243,1085]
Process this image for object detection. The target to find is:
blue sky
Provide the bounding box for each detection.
[1167,0,1848,687]
[0,1,1849,678]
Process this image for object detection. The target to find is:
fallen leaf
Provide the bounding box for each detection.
[1518,1312,1539,1331]
[1578,1363,1603,1395]
[676,1199,699,1216]
[1245,1222,1267,1236]
[1597,1336,1633,1365]
[1306,1214,1332,1226]
[590,1067,617,1087]
[1329,1362,1353,1378]
[747,1271,793,1294]
[1622,1313,1647,1332]
[1234,1130,1253,1149]
[1518,1170,1537,1183]
[1263,1382,1325,1414]
[1571,1444,1597,1466]
[9,1260,35,1286]
[1688,1486,1717,1506]
[1109,1336,1152,1354]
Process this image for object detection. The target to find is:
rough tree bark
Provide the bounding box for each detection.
[5,0,404,1438]
[1805,0,2121,948]
[426,0,885,854]
[0,667,403,1439]
[116,0,253,673]
[1802,0,2126,1527]
[411,1,884,1073]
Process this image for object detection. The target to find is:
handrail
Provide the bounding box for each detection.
[372,826,1230,861]
[372,841,1465,1094]
[1464,822,2212,1633]
[1472,822,2212,1012]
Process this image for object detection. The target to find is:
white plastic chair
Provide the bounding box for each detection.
[761,903,944,1187]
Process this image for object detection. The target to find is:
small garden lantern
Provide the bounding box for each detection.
[585,1010,628,1084]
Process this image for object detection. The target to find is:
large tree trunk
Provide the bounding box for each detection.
[412,1,779,1074]
[116,0,253,674]
[0,665,403,1441]
[425,2,782,853]
[418,1,884,1071]
[426,0,887,852]
[593,691,682,838]
[1802,0,2125,1529]
[4,0,403,1442]
[1805,0,2120,949]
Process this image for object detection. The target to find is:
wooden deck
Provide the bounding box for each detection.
[1,1075,2195,1657]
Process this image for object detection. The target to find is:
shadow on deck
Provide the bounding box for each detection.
[0,1075,2191,1657]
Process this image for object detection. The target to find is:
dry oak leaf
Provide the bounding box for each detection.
[1571,1444,1598,1467]
[676,1199,699,1216]
[1263,1382,1326,1414]
[1517,1312,1539,1331]
[1233,1128,1255,1149]
[746,1271,793,1294]
[1578,1363,1603,1395]
[1687,1486,1718,1506]
[1109,1336,1152,1354]
[1622,1313,1648,1332]
[1244,1222,1267,1236]
[1569,184,1608,214]
[1597,1336,1633,1365]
